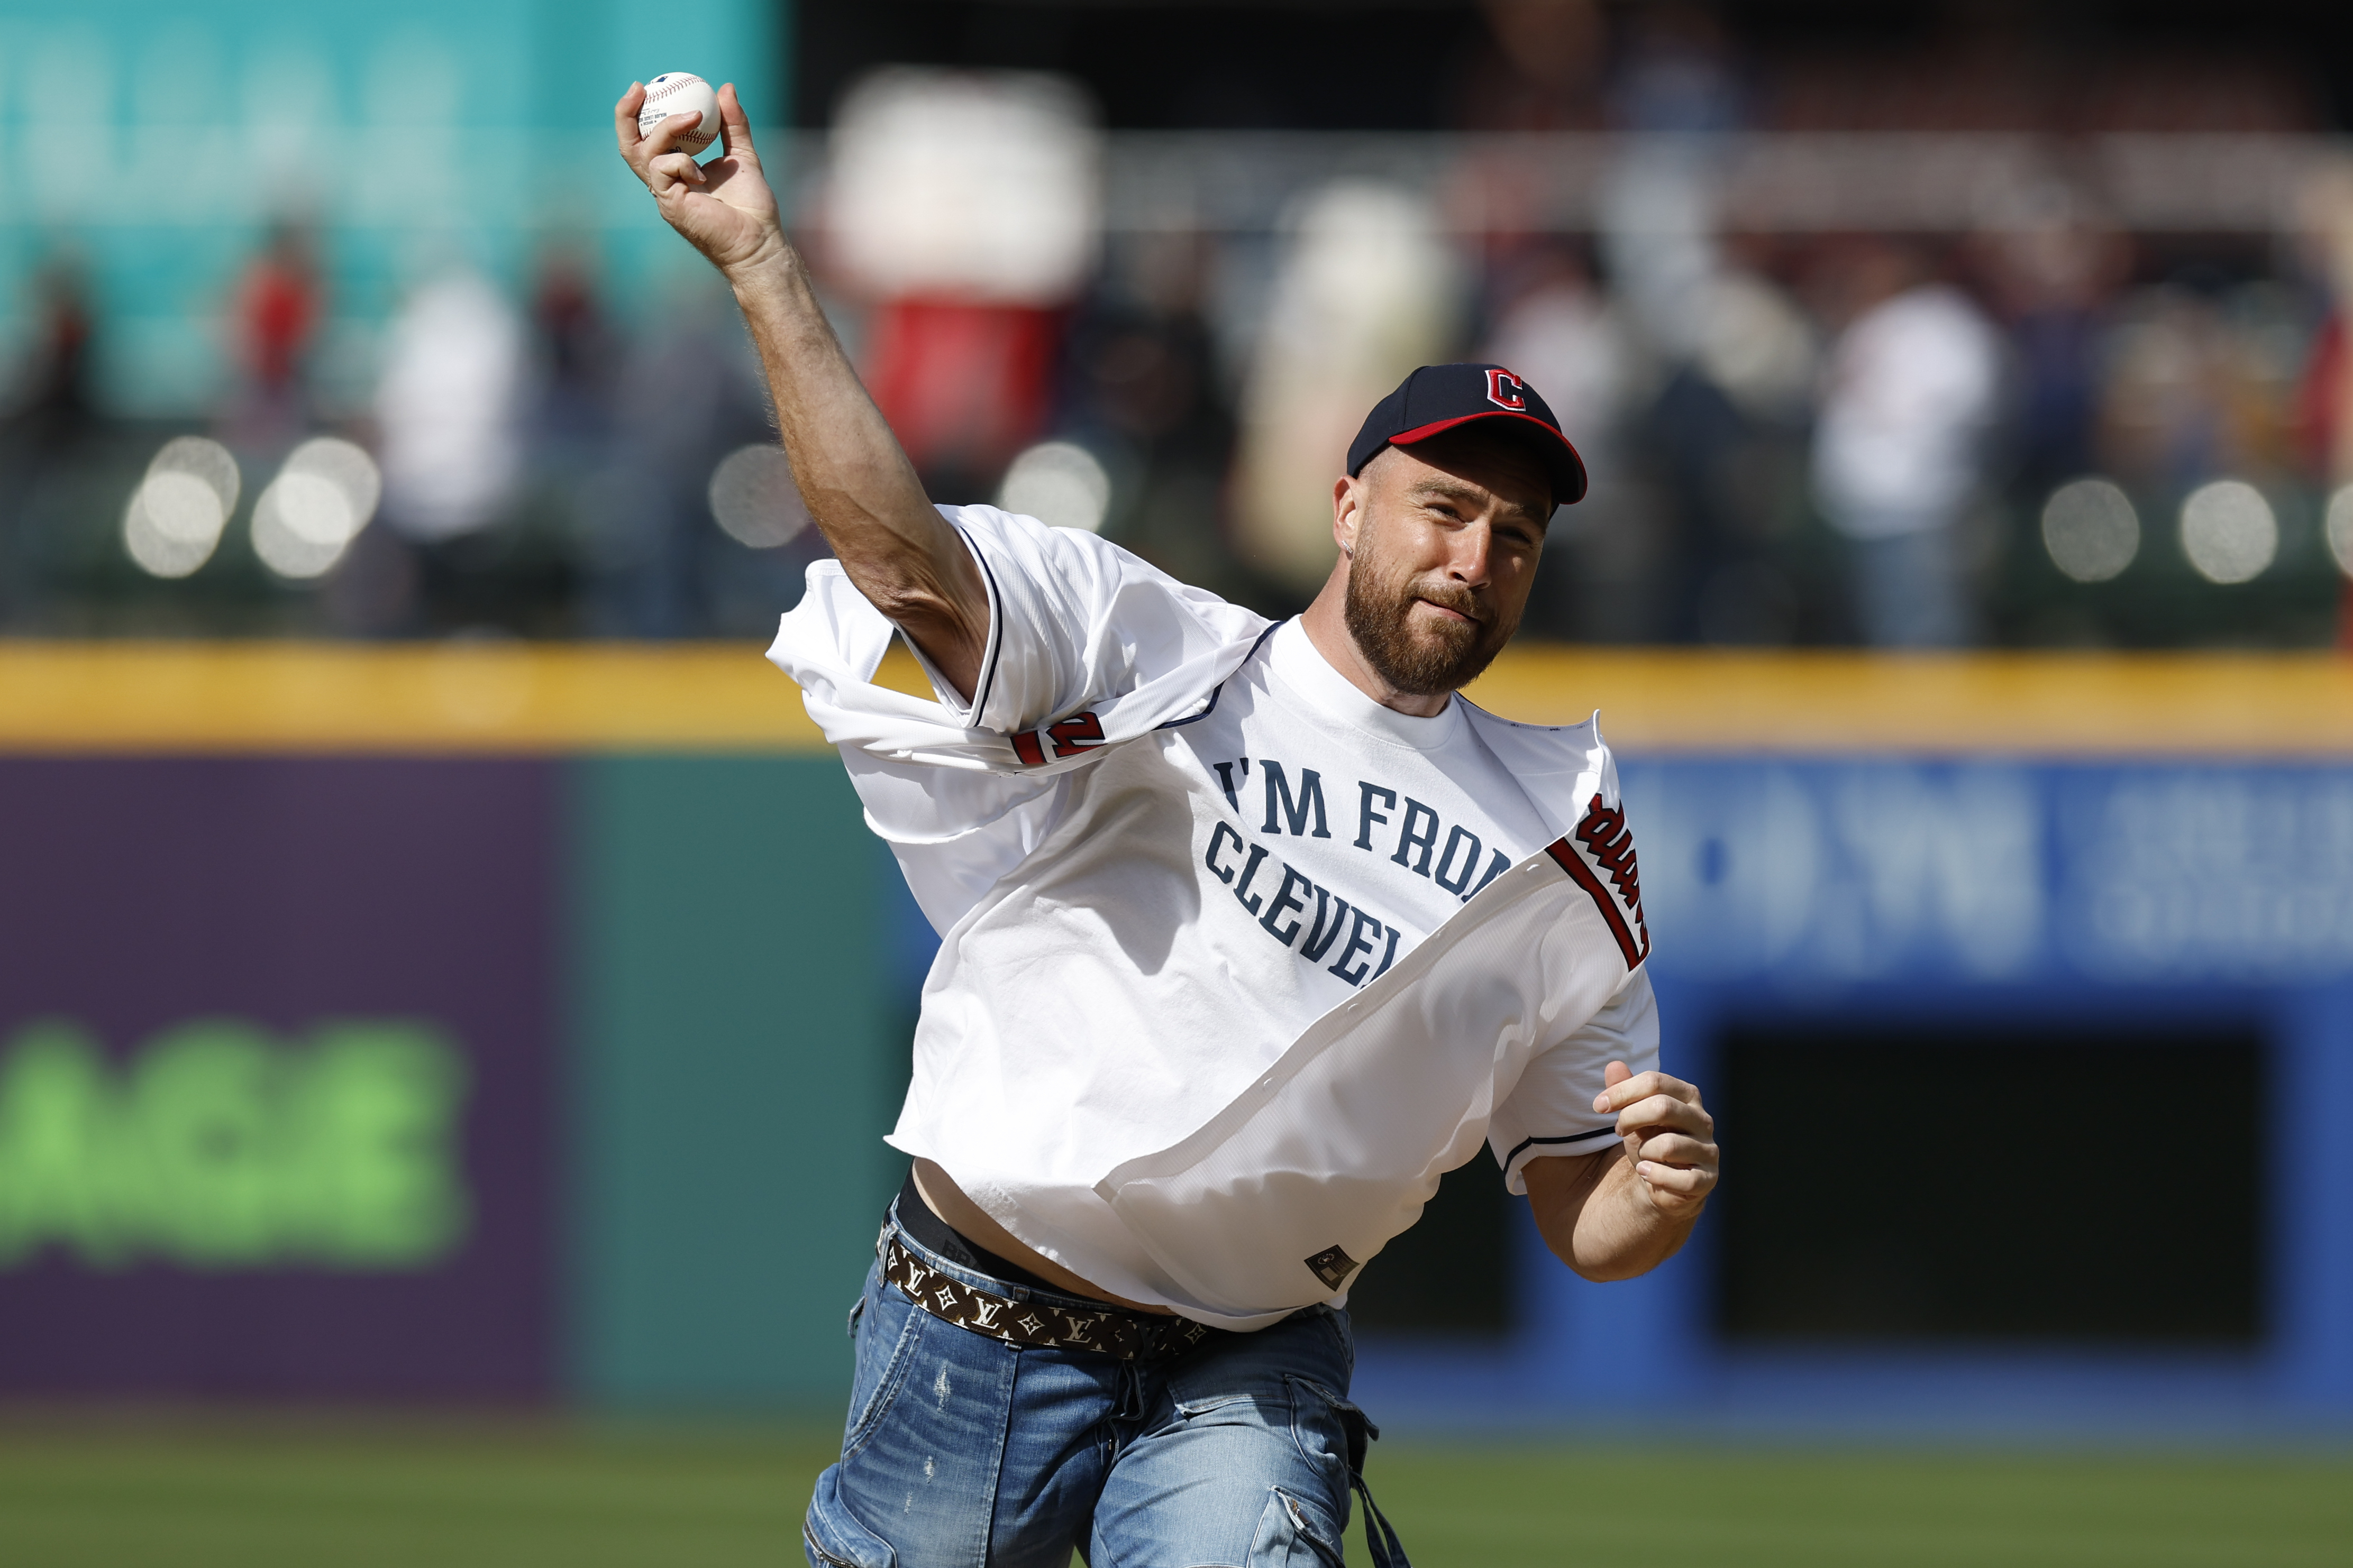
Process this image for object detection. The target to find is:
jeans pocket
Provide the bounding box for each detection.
[804,1462,898,1568]
[1246,1487,1346,1568]
[1171,1389,1256,1419]
[1283,1376,1366,1479]
[843,1288,925,1460]
[1286,1379,1409,1568]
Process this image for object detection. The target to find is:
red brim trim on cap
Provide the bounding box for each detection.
[1390,411,1589,504]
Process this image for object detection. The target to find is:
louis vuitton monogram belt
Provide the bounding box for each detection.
[882,1232,1223,1361]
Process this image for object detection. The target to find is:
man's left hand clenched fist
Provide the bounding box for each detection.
[1593,1061,1719,1219]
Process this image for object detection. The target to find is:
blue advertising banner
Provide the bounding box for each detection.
[1626,759,2353,989]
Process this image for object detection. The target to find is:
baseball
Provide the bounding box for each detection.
[639,72,719,156]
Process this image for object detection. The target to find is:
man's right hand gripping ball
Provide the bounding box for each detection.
[615,80,783,276]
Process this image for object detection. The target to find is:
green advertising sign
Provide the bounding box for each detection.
[0,1017,470,1271]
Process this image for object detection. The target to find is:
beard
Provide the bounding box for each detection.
[1342,537,1519,698]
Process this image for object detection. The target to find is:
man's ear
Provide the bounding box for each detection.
[1331,473,1363,558]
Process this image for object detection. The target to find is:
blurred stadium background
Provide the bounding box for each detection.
[3,1,2352,1562]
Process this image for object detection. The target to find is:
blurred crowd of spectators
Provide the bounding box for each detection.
[0,230,804,639]
[3,1,2352,647]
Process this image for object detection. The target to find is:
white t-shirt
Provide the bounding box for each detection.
[1812,283,2000,539]
[769,507,1658,1327]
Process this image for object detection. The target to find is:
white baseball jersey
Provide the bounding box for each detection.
[769,506,1658,1328]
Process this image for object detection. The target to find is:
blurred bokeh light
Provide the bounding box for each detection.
[122,437,241,580]
[2326,485,2353,577]
[2179,479,2279,584]
[707,443,812,548]
[997,439,1111,534]
[251,436,381,580]
[2040,478,2140,583]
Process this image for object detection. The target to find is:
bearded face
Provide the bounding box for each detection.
[1341,502,1527,696]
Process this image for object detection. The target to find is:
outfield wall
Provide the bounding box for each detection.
[0,643,2347,1425]
[0,646,892,1404]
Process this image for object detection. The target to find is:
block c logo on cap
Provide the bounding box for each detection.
[1485,368,1527,411]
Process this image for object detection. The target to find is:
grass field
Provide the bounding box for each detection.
[2,1416,2348,1567]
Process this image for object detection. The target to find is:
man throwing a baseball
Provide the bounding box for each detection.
[619,83,1718,1568]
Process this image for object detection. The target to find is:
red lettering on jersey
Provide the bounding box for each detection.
[1544,792,1651,970]
[1574,794,1645,920]
[1047,710,1107,757]
[1009,710,1106,767]
[1485,368,1527,411]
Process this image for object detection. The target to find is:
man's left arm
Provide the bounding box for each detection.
[1523,1062,1719,1282]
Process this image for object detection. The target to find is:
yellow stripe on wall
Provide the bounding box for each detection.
[0,643,822,753]
[1461,648,2353,757]
[0,641,2346,756]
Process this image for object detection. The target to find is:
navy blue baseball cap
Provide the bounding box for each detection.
[1346,363,1589,507]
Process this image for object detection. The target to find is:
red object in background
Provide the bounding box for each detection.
[2295,312,2344,474]
[29,269,93,419]
[533,259,603,385]
[863,299,1062,481]
[239,243,318,393]
[2293,313,2353,650]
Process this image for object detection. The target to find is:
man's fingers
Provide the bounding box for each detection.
[614,84,650,173]
[1593,1069,1699,1115]
[715,82,761,165]
[616,91,707,190]
[1634,1159,1717,1197]
[640,112,703,162]
[1634,1132,1715,1168]
[1612,1093,1712,1140]
[648,151,709,191]
[1587,1063,1718,1210]
[1615,1070,1699,1107]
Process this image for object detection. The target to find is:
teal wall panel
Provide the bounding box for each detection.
[0,0,789,412]
[568,753,896,1408]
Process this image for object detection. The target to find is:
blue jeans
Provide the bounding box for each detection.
[804,1211,1404,1567]
[1848,524,1974,649]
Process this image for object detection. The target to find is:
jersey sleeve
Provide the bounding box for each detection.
[902,504,1262,737]
[1485,967,1660,1195]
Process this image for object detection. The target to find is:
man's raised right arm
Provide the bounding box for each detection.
[615,81,989,701]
